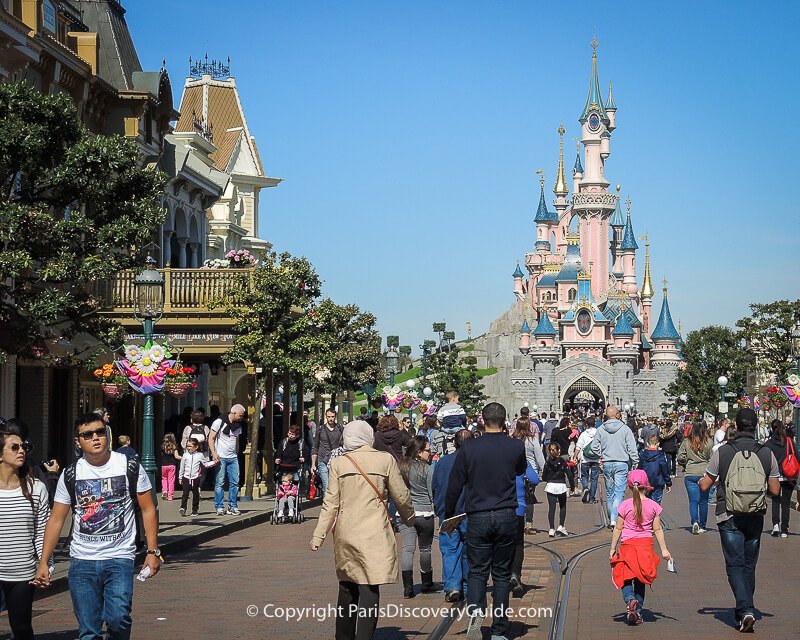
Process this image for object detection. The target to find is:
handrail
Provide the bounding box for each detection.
[96,267,251,312]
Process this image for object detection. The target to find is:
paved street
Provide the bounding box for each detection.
[2,476,798,640]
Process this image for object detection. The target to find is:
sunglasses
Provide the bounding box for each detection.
[6,442,33,453]
[77,427,108,440]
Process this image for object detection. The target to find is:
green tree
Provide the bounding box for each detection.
[665,325,749,414]
[427,341,487,416]
[0,82,167,359]
[736,299,800,380]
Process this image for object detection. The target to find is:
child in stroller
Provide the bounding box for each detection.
[275,472,299,523]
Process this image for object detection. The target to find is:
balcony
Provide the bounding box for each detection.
[97,267,251,328]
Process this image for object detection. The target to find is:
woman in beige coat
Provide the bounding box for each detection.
[310,420,414,640]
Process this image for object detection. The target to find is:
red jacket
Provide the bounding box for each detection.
[610,537,660,589]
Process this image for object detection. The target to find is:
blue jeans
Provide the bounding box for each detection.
[318,460,331,494]
[603,461,629,524]
[214,457,240,510]
[622,579,646,608]
[580,462,600,500]
[440,520,469,593]
[718,515,763,621]
[466,509,517,637]
[649,486,665,504]
[684,475,709,527]
[68,558,135,640]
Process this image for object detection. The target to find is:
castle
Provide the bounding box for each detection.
[477,40,682,417]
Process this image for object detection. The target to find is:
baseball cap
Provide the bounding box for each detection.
[627,469,653,490]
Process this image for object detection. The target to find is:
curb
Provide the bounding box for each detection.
[35,506,272,600]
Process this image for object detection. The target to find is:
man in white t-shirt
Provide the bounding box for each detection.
[209,404,246,516]
[34,413,160,640]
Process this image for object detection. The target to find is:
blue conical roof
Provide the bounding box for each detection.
[610,195,625,227]
[573,152,583,175]
[534,184,558,223]
[651,293,680,341]
[612,310,634,336]
[606,81,617,111]
[520,319,530,334]
[533,311,557,336]
[513,263,524,278]
[579,51,608,123]
[621,210,638,250]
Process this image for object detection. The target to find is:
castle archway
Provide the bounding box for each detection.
[562,376,605,413]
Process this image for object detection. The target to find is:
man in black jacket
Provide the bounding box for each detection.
[445,402,525,640]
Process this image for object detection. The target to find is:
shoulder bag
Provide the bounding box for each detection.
[343,453,392,522]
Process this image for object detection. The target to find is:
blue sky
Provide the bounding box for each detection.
[128,1,799,354]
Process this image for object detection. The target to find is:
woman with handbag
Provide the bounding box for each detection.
[310,420,414,640]
[0,431,52,640]
[764,419,797,537]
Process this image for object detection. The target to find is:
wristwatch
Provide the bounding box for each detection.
[146,548,163,559]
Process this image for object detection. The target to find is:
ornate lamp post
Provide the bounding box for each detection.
[718,375,728,418]
[133,257,165,494]
[406,379,416,422]
[386,346,399,387]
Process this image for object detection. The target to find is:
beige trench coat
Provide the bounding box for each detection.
[311,445,414,585]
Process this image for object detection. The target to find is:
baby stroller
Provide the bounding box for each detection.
[270,463,306,524]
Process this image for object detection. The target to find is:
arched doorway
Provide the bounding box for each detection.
[562,376,605,414]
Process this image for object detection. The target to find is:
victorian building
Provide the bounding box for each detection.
[478,41,681,416]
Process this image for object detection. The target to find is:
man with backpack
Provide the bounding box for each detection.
[209,404,247,516]
[699,408,780,633]
[33,413,161,639]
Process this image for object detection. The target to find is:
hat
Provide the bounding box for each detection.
[736,408,757,430]
[627,469,653,490]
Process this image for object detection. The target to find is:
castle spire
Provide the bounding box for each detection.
[579,32,607,123]
[572,138,583,175]
[554,122,568,195]
[534,170,558,223]
[621,196,639,250]
[640,232,654,300]
[651,278,680,341]
[610,184,625,227]
[605,81,617,111]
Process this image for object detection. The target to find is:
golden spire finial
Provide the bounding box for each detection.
[640,229,654,300]
[535,168,545,189]
[554,122,568,195]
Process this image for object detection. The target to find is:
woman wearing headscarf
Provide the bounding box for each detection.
[310,420,414,640]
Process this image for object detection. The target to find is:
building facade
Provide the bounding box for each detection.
[480,42,682,417]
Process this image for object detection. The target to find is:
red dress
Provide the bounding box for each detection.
[610,537,660,588]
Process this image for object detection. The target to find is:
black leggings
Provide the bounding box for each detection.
[336,581,380,640]
[547,492,567,529]
[771,481,794,534]
[0,580,35,640]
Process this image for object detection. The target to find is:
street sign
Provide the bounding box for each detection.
[718,401,729,414]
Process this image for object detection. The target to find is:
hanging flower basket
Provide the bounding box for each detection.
[165,381,193,398]
[100,382,125,399]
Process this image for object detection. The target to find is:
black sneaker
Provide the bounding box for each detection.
[445,589,462,603]
[738,614,755,632]
[510,575,524,598]
[581,488,589,503]
[179,507,186,517]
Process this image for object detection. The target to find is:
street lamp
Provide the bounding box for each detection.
[718,375,728,418]
[406,379,416,421]
[386,346,399,387]
[133,256,165,494]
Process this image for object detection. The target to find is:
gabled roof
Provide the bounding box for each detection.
[651,292,680,341]
[536,269,558,288]
[533,312,557,336]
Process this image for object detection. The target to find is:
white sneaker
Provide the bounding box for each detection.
[288,510,295,519]
[781,532,789,538]
[229,507,241,515]
[557,526,568,536]
[466,610,485,640]
[698,527,708,534]
[771,524,780,537]
[216,508,225,516]
[548,529,555,537]
[691,522,700,535]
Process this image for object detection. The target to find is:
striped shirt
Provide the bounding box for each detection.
[0,479,50,581]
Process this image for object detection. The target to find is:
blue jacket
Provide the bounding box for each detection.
[638,448,672,488]
[432,451,463,519]
[515,462,541,516]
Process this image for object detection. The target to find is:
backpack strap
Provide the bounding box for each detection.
[126,455,140,504]
[64,462,77,509]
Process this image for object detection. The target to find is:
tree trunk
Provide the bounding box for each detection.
[296,375,305,420]
[244,364,258,499]
[313,390,321,426]
[347,389,354,422]
[263,370,275,494]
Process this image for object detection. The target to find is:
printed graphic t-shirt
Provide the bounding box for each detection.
[211,418,242,459]
[617,497,662,542]
[54,452,151,560]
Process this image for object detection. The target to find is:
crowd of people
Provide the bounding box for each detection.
[0,398,797,639]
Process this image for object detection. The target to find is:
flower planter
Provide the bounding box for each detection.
[165,381,193,398]
[101,383,125,399]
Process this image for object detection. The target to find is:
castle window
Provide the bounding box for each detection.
[568,288,576,302]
